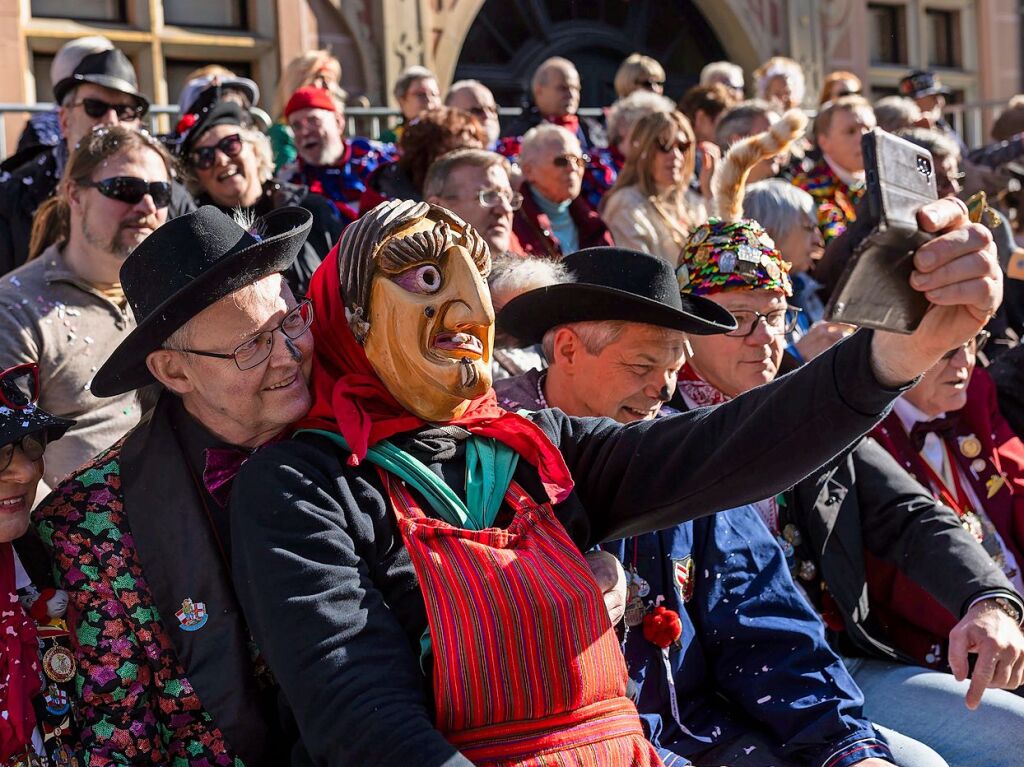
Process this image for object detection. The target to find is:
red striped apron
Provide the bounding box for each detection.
[385,472,663,767]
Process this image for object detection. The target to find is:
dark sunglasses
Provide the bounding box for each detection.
[71,97,146,121]
[637,79,665,90]
[0,364,38,410]
[0,433,47,473]
[941,330,990,360]
[657,139,692,154]
[190,133,244,170]
[80,176,172,208]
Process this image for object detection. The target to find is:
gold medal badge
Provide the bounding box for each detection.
[959,435,982,459]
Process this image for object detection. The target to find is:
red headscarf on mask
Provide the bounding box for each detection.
[295,245,574,505]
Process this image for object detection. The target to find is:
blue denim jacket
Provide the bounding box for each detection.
[606,505,893,767]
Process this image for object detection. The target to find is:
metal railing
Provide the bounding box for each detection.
[0,103,608,159]
[0,100,1005,160]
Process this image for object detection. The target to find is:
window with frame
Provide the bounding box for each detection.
[30,0,125,22]
[163,0,248,30]
[925,8,963,68]
[868,3,908,65]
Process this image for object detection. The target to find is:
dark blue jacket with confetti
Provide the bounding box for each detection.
[605,505,892,767]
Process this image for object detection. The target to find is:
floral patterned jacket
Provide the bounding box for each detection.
[34,395,285,766]
[793,158,865,244]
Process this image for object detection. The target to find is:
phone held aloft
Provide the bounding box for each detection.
[824,129,938,334]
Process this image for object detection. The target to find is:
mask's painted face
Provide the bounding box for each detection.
[362,216,494,422]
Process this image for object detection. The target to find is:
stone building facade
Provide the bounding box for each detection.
[0,0,1020,149]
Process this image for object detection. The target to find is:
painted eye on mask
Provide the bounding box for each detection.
[393,263,443,294]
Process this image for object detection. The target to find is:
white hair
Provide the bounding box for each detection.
[743,179,816,245]
[541,320,685,363]
[519,123,580,166]
[606,90,676,145]
[488,255,573,312]
[700,61,744,89]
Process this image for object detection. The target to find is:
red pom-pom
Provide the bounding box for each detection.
[642,606,682,649]
[28,587,56,622]
[176,112,199,135]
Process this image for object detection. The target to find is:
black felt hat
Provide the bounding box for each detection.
[176,99,252,159]
[497,247,737,344]
[52,48,149,112]
[91,205,313,397]
[0,365,74,449]
[898,71,952,100]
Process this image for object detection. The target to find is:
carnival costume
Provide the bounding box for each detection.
[35,206,314,765]
[230,196,915,766]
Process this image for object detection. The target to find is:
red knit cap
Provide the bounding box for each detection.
[284,86,336,118]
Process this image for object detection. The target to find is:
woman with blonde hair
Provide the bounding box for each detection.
[599,110,708,266]
[613,53,666,99]
[754,56,806,111]
[269,50,346,170]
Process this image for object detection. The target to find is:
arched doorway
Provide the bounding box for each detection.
[452,0,729,108]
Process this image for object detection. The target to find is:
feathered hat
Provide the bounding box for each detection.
[677,109,808,296]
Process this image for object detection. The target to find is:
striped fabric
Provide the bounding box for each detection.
[386,473,663,766]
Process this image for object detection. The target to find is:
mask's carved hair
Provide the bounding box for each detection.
[337,198,489,342]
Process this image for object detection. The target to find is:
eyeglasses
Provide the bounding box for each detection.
[476,188,523,211]
[70,97,146,121]
[467,106,496,120]
[79,177,172,208]
[190,133,244,170]
[174,299,314,371]
[657,139,691,155]
[941,330,989,360]
[637,79,665,90]
[725,307,803,338]
[0,364,39,410]
[552,153,588,170]
[0,433,47,474]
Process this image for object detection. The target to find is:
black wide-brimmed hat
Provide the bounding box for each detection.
[0,364,74,449]
[53,48,149,112]
[497,247,737,344]
[91,205,313,397]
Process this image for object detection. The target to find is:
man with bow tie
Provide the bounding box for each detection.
[34,205,315,765]
[872,330,1024,679]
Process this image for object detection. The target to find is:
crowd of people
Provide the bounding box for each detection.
[0,33,1022,767]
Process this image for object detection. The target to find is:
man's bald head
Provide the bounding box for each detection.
[532,57,581,117]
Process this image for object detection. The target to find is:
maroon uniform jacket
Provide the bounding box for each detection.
[869,367,1024,667]
[512,181,613,259]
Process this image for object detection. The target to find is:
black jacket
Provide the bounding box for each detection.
[229,330,906,767]
[198,179,341,297]
[782,436,1020,663]
[0,144,196,276]
[500,105,607,150]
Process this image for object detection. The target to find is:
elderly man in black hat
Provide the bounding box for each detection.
[34,204,314,765]
[0,44,194,275]
[898,71,968,156]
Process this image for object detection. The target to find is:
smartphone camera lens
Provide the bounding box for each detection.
[916,155,933,177]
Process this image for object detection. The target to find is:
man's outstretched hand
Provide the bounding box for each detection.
[948,598,1024,710]
[870,197,1002,387]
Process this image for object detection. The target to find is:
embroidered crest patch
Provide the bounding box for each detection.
[176,598,208,632]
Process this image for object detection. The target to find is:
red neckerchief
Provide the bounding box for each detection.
[295,246,575,505]
[546,113,580,136]
[675,363,729,409]
[0,544,41,761]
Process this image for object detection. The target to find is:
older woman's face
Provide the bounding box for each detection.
[399,77,442,121]
[766,75,797,110]
[0,438,43,542]
[191,124,263,208]
[775,212,824,275]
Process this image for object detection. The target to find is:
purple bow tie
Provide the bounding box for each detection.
[909,412,961,453]
[202,446,252,507]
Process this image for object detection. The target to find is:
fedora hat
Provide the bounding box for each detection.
[497,247,737,344]
[53,48,149,112]
[91,205,313,397]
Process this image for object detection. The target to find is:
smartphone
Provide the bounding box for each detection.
[823,129,938,334]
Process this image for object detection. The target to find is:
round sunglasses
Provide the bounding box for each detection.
[190,133,244,171]
[79,176,172,208]
[0,433,47,473]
